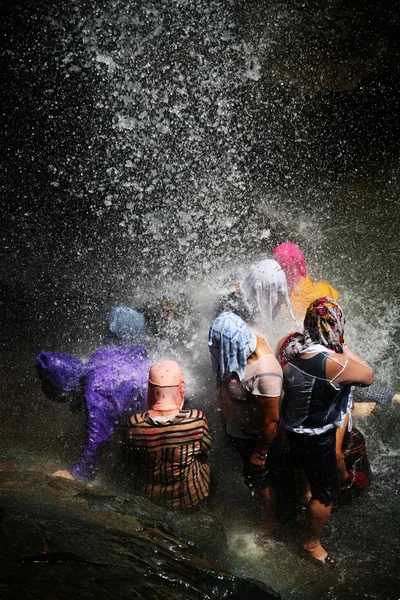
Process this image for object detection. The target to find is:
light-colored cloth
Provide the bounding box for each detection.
[272,242,307,289]
[240,259,295,323]
[147,360,186,412]
[208,312,257,384]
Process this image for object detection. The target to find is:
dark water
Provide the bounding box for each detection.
[2,1,400,598]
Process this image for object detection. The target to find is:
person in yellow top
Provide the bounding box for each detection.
[272,242,339,319]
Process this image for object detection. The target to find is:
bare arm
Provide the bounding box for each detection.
[335,411,349,484]
[327,354,374,387]
[343,346,371,367]
[249,395,280,468]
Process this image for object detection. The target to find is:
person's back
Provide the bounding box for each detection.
[36,306,152,482]
[85,345,150,418]
[124,360,212,509]
[281,349,349,433]
[127,407,211,509]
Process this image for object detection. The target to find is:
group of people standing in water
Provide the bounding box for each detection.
[36,242,400,569]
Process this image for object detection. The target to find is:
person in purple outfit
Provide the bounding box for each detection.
[36,306,152,481]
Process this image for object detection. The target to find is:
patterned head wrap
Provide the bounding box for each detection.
[279,297,345,364]
[107,306,146,345]
[208,312,257,383]
[303,297,345,352]
[272,242,307,290]
[147,360,186,411]
[241,259,295,322]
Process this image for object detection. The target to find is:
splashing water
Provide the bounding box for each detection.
[2,0,400,598]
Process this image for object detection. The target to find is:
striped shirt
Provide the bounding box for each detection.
[126,409,212,509]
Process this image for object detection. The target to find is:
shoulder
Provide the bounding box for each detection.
[184,408,208,422]
[128,412,147,426]
[255,353,282,373]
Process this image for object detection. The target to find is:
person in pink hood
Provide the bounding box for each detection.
[125,360,212,509]
[272,242,339,319]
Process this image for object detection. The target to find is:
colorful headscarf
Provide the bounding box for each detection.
[147,360,186,412]
[208,311,257,383]
[272,242,307,290]
[304,297,345,352]
[107,306,146,345]
[279,297,345,364]
[240,259,295,322]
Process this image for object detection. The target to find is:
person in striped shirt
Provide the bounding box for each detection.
[125,360,212,509]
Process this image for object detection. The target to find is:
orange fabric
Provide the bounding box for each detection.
[289,276,340,319]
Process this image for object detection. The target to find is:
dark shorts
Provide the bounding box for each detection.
[287,428,340,504]
[227,434,283,491]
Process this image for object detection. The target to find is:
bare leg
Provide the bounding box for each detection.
[258,486,277,537]
[303,498,332,560]
[296,469,311,505]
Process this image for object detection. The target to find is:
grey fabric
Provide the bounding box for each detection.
[354,382,394,407]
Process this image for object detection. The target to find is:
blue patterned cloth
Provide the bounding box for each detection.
[208,312,257,383]
[107,306,146,345]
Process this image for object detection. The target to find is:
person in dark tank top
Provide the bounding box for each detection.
[277,297,374,568]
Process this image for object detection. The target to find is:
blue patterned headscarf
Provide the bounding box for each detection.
[107,306,146,345]
[208,312,257,383]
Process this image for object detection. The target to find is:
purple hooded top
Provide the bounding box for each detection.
[36,345,151,480]
[36,307,151,481]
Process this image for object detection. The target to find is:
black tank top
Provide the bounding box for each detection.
[281,351,350,433]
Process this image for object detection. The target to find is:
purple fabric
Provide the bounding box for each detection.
[37,346,151,481]
[36,351,85,401]
[70,345,151,481]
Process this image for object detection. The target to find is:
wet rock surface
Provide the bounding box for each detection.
[0,471,281,600]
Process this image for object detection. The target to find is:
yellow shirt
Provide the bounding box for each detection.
[290,276,340,319]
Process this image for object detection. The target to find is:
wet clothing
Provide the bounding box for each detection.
[219,353,283,491]
[281,350,350,435]
[36,351,86,403]
[340,425,372,502]
[126,408,212,509]
[289,277,339,320]
[223,354,283,439]
[36,345,151,481]
[287,428,340,503]
[281,348,351,503]
[209,312,257,383]
[241,258,295,323]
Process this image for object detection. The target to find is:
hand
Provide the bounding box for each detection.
[392,393,400,406]
[352,402,376,417]
[249,450,267,470]
[53,469,76,481]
